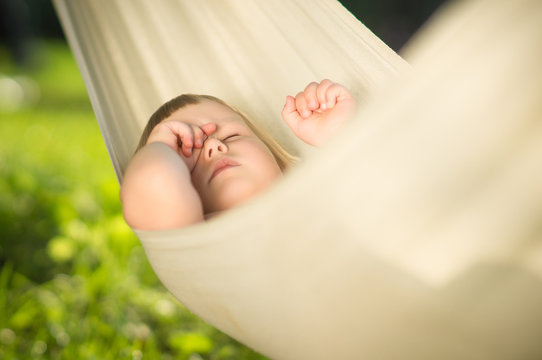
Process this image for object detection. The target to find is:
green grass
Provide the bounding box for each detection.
[0,41,265,360]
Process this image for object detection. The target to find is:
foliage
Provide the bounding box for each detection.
[0,41,266,359]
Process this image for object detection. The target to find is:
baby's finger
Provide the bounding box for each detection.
[295,91,312,118]
[316,79,333,110]
[160,120,195,157]
[325,83,342,109]
[162,120,192,139]
[192,125,206,149]
[178,127,195,157]
[325,83,353,109]
[282,95,304,131]
[200,123,217,137]
[303,82,319,110]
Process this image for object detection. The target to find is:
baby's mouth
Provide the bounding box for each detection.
[209,158,240,183]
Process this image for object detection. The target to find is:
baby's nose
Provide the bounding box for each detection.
[204,138,228,159]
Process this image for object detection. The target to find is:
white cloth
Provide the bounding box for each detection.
[54,0,542,358]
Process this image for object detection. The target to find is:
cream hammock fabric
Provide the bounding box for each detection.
[53,0,542,358]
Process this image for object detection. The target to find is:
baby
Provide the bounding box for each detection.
[121,80,355,230]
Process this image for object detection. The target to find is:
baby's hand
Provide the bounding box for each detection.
[282,79,355,146]
[146,121,217,171]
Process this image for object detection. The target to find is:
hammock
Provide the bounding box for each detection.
[53,0,542,358]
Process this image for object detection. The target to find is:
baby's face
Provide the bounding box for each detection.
[164,100,282,214]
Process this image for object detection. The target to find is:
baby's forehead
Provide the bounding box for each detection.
[167,101,246,128]
[203,115,247,132]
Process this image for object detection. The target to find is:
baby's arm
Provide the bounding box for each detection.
[120,121,215,230]
[282,79,355,146]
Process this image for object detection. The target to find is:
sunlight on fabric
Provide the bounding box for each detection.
[54,0,408,179]
[54,0,542,358]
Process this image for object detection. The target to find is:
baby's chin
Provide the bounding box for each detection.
[203,179,269,214]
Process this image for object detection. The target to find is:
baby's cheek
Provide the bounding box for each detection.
[190,147,204,166]
[189,156,206,187]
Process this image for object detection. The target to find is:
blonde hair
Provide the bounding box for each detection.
[137,94,297,171]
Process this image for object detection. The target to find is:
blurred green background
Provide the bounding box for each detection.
[0,0,445,359]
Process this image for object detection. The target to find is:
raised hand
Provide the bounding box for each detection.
[281,79,355,146]
[146,121,217,171]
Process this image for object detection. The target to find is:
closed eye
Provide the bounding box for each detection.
[222,134,240,141]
